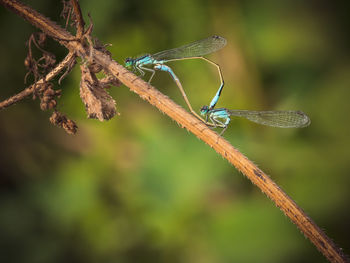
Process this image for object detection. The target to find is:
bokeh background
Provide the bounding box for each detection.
[0,0,349,262]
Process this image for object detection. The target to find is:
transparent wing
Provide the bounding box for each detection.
[227,110,311,128]
[152,35,227,61]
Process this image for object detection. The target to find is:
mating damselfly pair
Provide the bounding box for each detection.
[125,36,310,135]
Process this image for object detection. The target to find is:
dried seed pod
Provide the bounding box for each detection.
[48,100,57,109]
[63,119,78,135]
[24,54,32,69]
[50,111,78,135]
[43,87,55,97]
[40,101,48,110]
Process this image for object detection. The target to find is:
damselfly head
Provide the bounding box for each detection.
[200,105,209,115]
[125,57,134,69]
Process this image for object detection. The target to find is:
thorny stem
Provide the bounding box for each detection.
[0,1,348,262]
[0,52,76,110]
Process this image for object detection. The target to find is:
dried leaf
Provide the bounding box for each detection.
[80,65,117,121]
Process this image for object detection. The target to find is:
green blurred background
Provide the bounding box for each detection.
[0,0,349,262]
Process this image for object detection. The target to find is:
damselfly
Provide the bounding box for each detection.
[125,36,227,120]
[200,105,311,135]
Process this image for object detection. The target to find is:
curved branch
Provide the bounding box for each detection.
[0,1,348,262]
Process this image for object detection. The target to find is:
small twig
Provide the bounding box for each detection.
[70,0,84,38]
[0,1,348,262]
[58,52,76,84]
[0,52,76,110]
[61,1,72,29]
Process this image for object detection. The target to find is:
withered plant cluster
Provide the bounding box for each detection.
[0,0,121,134]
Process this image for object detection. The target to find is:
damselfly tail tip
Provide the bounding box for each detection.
[296,110,311,127]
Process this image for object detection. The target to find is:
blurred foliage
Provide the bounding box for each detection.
[0,0,350,262]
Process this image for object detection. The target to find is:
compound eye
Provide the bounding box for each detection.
[200,105,209,113]
[125,58,133,68]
